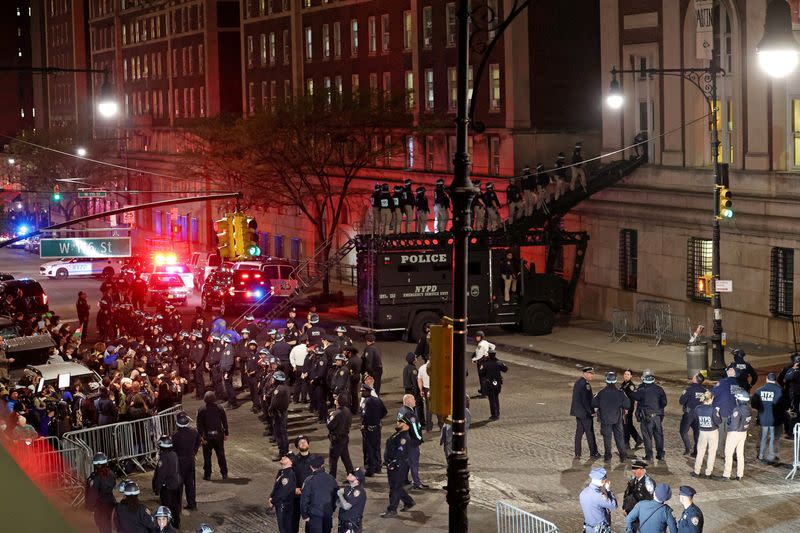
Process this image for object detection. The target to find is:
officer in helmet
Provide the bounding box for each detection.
[85,452,116,533]
[269,370,291,460]
[379,183,392,235]
[483,182,501,231]
[390,185,404,234]
[371,183,382,234]
[630,369,668,461]
[591,371,631,462]
[334,325,353,351]
[154,506,177,533]
[414,186,429,233]
[401,178,414,233]
[726,348,758,392]
[471,179,486,231]
[171,411,201,511]
[220,334,238,409]
[305,313,326,345]
[113,481,155,532]
[433,178,450,232]
[152,436,182,528]
[196,525,214,533]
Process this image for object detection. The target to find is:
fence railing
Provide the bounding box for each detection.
[787,424,800,481]
[496,501,559,533]
[611,303,702,346]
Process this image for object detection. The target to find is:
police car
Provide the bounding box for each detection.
[40,257,125,279]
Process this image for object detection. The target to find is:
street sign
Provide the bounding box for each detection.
[716,279,733,292]
[77,190,107,198]
[39,237,131,258]
[122,211,135,224]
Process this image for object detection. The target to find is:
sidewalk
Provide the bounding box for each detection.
[490,318,794,384]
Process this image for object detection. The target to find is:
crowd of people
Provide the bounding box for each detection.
[575,347,800,532]
[369,141,590,234]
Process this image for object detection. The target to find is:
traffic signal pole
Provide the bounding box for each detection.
[0,192,241,249]
[709,63,726,379]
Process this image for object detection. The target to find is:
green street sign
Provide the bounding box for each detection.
[77,191,107,198]
[39,237,131,258]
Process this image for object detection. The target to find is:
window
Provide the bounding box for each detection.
[335,75,342,98]
[274,235,284,258]
[270,80,277,109]
[333,22,341,58]
[771,248,794,318]
[261,81,268,109]
[284,79,291,102]
[351,19,359,57]
[248,82,255,115]
[369,72,378,106]
[247,35,254,68]
[305,27,313,61]
[489,136,500,176]
[306,77,314,96]
[381,14,390,53]
[424,69,434,111]
[425,136,435,171]
[269,32,276,65]
[368,16,376,54]
[686,237,713,302]
[792,99,800,167]
[174,88,180,118]
[323,77,331,104]
[403,11,412,51]
[446,3,456,47]
[351,74,360,102]
[322,24,330,60]
[406,136,415,168]
[447,67,457,112]
[200,87,205,116]
[283,30,290,64]
[405,71,414,111]
[382,72,391,102]
[619,229,638,291]
[423,6,433,49]
[260,34,267,66]
[384,135,393,166]
[712,5,733,74]
[489,64,501,111]
[487,0,499,39]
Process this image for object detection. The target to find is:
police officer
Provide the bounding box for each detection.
[535,162,550,212]
[506,177,522,223]
[206,334,225,400]
[631,369,668,461]
[778,353,800,438]
[220,334,238,409]
[692,391,722,478]
[726,348,758,392]
[753,372,783,463]
[403,352,419,396]
[363,334,383,395]
[345,347,362,414]
[414,186,429,233]
[676,485,703,533]
[336,468,367,533]
[327,394,354,479]
[554,152,568,200]
[592,371,631,462]
[380,416,416,518]
[579,467,617,533]
[290,435,318,533]
[482,349,508,421]
[433,178,450,232]
[308,345,330,423]
[306,313,326,345]
[379,183,392,235]
[571,141,588,192]
[722,389,752,480]
[401,178,414,233]
[270,371,291,460]
[571,366,601,459]
[113,481,155,533]
[197,391,229,481]
[483,182,501,231]
[171,411,201,511]
[330,353,351,399]
[334,326,353,351]
[679,373,706,457]
[625,483,677,533]
[154,506,177,533]
[269,455,297,533]
[85,452,116,533]
[272,332,292,372]
[471,180,486,231]
[521,165,536,217]
[360,383,388,476]
[244,340,261,411]
[390,185,403,234]
[300,455,339,533]
[152,436,182,529]
[621,369,644,450]
[622,459,655,518]
[370,183,382,235]
[398,394,427,489]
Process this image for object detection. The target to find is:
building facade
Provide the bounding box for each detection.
[577,0,800,347]
[0,2,35,139]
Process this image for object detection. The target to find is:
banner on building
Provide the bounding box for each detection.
[695,0,713,60]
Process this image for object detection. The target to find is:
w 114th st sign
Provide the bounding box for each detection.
[39,237,132,258]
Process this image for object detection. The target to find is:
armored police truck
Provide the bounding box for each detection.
[355,227,588,341]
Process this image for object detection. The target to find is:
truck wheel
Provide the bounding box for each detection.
[410,311,439,343]
[55,268,68,279]
[522,303,555,336]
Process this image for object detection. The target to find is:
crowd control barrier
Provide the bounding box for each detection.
[496,501,559,533]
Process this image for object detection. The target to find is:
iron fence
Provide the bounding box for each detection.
[611,304,703,346]
[787,424,800,481]
[496,501,559,533]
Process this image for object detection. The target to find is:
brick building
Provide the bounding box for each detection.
[0,2,35,139]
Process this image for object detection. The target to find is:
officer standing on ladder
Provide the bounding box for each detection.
[401,179,414,233]
[414,186,429,233]
[433,179,450,233]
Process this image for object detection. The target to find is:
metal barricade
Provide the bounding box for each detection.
[63,423,117,459]
[496,501,559,533]
[787,424,800,480]
[610,309,630,342]
[113,409,181,472]
[610,306,703,347]
[656,314,694,345]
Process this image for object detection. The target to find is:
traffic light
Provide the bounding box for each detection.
[52,184,61,202]
[231,212,247,258]
[214,216,235,259]
[428,318,453,418]
[718,186,733,219]
[244,217,260,258]
[697,274,713,297]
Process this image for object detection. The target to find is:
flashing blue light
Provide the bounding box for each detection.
[17,225,30,236]
[252,289,263,299]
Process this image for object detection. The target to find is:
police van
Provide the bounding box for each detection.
[355,228,587,341]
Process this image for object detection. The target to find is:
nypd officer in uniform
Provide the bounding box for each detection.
[197,391,229,481]
[579,466,617,532]
[592,371,630,462]
[433,178,450,232]
[189,331,206,400]
[623,459,655,519]
[414,186,429,233]
[727,348,758,392]
[269,454,297,533]
[152,436,182,529]
[300,455,339,533]
[483,182,501,231]
[482,348,508,421]
[269,371,291,460]
[206,334,226,400]
[679,373,706,456]
[471,180,486,231]
[676,485,703,532]
[171,411,201,511]
[631,369,668,461]
[327,394,354,479]
[625,483,677,533]
[401,178,414,233]
[379,183,392,235]
[370,184,382,234]
[506,177,522,223]
[360,383,388,476]
[571,366,601,459]
[336,468,367,533]
[380,416,415,518]
[390,185,403,234]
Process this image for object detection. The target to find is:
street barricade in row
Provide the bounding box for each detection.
[496,501,559,533]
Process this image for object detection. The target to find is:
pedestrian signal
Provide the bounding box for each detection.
[697,274,713,297]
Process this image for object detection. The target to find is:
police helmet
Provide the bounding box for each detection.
[475,330,485,339]
[275,332,285,342]
[436,179,444,186]
[374,183,381,191]
[176,411,190,427]
[221,334,232,343]
[394,185,402,192]
[334,353,347,362]
[247,339,258,346]
[335,325,347,333]
[314,345,326,355]
[605,371,617,384]
[486,183,494,190]
[163,335,173,342]
[352,467,366,485]
[308,313,320,324]
[641,370,655,384]
[92,452,109,466]
[404,179,412,186]
[245,314,255,322]
[210,333,221,341]
[381,183,390,191]
[258,347,271,356]
[273,371,287,382]
[536,163,545,172]
[268,356,278,365]
[241,328,250,335]
[196,525,215,533]
[123,481,141,496]
[180,331,190,338]
[557,152,565,159]
[158,435,173,449]
[415,186,425,194]
[731,348,746,360]
[268,328,278,336]
[154,506,172,519]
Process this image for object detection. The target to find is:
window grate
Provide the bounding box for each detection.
[770,247,794,318]
[686,237,712,302]
[619,229,637,291]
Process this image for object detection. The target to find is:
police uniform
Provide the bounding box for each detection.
[361,387,388,476]
[330,362,351,398]
[397,405,424,487]
[270,466,296,533]
[345,351,363,414]
[506,178,522,222]
[383,429,415,514]
[197,395,229,480]
[220,340,238,408]
[631,374,668,460]
[327,404,354,478]
[571,368,600,458]
[579,467,617,533]
[390,185,403,234]
[370,184,382,234]
[592,373,631,462]
[113,487,155,533]
[402,355,419,396]
[625,498,677,533]
[483,183,501,231]
[152,440,182,528]
[336,473,367,533]
[726,350,758,392]
[521,166,536,217]
[571,142,588,192]
[290,447,318,532]
[472,180,486,231]
[206,340,226,400]
[622,462,655,517]
[401,179,414,233]
[535,163,550,212]
[414,186,429,233]
[269,377,291,457]
[553,152,568,200]
[481,352,508,421]
[722,393,752,480]
[379,184,392,235]
[309,348,330,423]
[299,458,339,533]
[363,342,383,395]
[433,180,450,232]
[171,414,201,510]
[85,465,116,533]
[679,378,706,455]
[676,486,703,533]
[693,402,723,476]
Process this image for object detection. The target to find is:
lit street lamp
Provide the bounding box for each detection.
[76,147,88,157]
[7,158,15,165]
[757,0,800,78]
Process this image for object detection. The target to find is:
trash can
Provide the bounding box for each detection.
[685,343,709,379]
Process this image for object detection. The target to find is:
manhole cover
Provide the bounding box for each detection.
[196,490,236,503]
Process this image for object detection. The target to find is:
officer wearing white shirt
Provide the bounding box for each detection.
[471,331,495,397]
[289,337,309,403]
[417,360,433,431]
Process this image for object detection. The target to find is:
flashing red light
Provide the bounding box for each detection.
[228,287,235,296]
[448,239,454,245]
[432,239,439,245]
[424,239,430,245]
[254,273,262,278]
[246,291,252,298]
[416,240,423,245]
[470,238,477,244]
[241,273,250,279]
